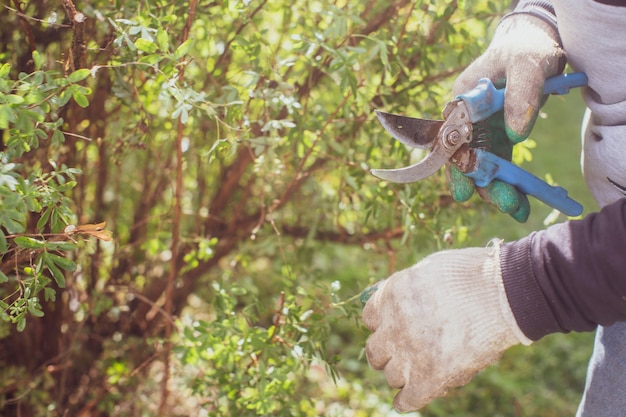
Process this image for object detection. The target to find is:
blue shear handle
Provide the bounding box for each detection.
[457,72,588,123]
[465,149,583,217]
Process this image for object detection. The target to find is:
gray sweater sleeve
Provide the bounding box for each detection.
[500,198,626,341]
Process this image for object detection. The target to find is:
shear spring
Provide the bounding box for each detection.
[472,120,490,149]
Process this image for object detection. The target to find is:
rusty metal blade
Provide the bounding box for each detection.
[370,141,454,183]
[375,110,443,149]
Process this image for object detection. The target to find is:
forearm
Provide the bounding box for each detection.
[501,198,626,340]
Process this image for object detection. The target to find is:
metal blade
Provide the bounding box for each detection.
[370,141,453,183]
[375,110,443,149]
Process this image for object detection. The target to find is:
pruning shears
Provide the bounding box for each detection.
[371,72,588,217]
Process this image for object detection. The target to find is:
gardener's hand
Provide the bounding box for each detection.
[362,244,531,412]
[448,14,564,222]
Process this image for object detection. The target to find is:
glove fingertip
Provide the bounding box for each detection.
[484,180,530,221]
[510,194,530,223]
[505,120,534,144]
[393,385,436,413]
[447,166,475,202]
[503,70,544,143]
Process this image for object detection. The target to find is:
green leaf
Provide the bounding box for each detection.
[45,241,77,251]
[14,236,46,249]
[173,39,193,60]
[27,299,45,317]
[36,207,52,230]
[56,180,77,192]
[0,63,10,78]
[51,129,65,144]
[57,89,72,106]
[135,38,158,54]
[138,54,164,65]
[16,316,26,332]
[44,287,56,302]
[68,68,91,83]
[28,305,45,317]
[4,94,25,105]
[43,254,65,288]
[72,90,90,108]
[0,230,6,254]
[0,104,16,129]
[157,29,170,52]
[32,50,43,70]
[0,270,8,284]
[47,252,77,271]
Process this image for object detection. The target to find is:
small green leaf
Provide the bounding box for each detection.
[27,300,44,317]
[44,256,65,288]
[72,90,89,108]
[0,63,10,78]
[138,54,164,65]
[45,241,77,251]
[56,180,78,192]
[135,38,158,54]
[0,230,6,253]
[5,94,25,105]
[47,252,76,271]
[44,287,56,302]
[173,39,193,60]
[28,306,45,317]
[32,50,43,70]
[68,68,91,83]
[36,207,52,230]
[57,89,72,106]
[14,236,46,249]
[0,270,8,283]
[51,129,65,144]
[0,104,16,129]
[16,316,26,332]
[157,29,170,52]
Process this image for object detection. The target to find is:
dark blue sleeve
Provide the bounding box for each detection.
[500,198,626,341]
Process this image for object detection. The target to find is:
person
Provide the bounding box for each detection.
[362,1,626,415]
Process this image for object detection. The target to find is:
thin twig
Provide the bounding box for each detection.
[130,291,176,327]
[158,0,198,414]
[2,4,71,28]
[11,0,36,52]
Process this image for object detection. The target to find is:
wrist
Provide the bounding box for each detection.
[501,1,558,33]
[499,235,562,341]
[487,241,534,346]
[434,244,532,348]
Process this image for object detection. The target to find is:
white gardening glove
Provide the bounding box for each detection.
[454,13,564,142]
[448,12,565,222]
[362,243,532,412]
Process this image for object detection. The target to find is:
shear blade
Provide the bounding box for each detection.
[375,110,443,149]
[370,141,453,183]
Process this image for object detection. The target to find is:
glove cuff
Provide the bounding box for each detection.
[429,243,533,348]
[501,1,558,33]
[499,1,566,73]
[489,240,533,346]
